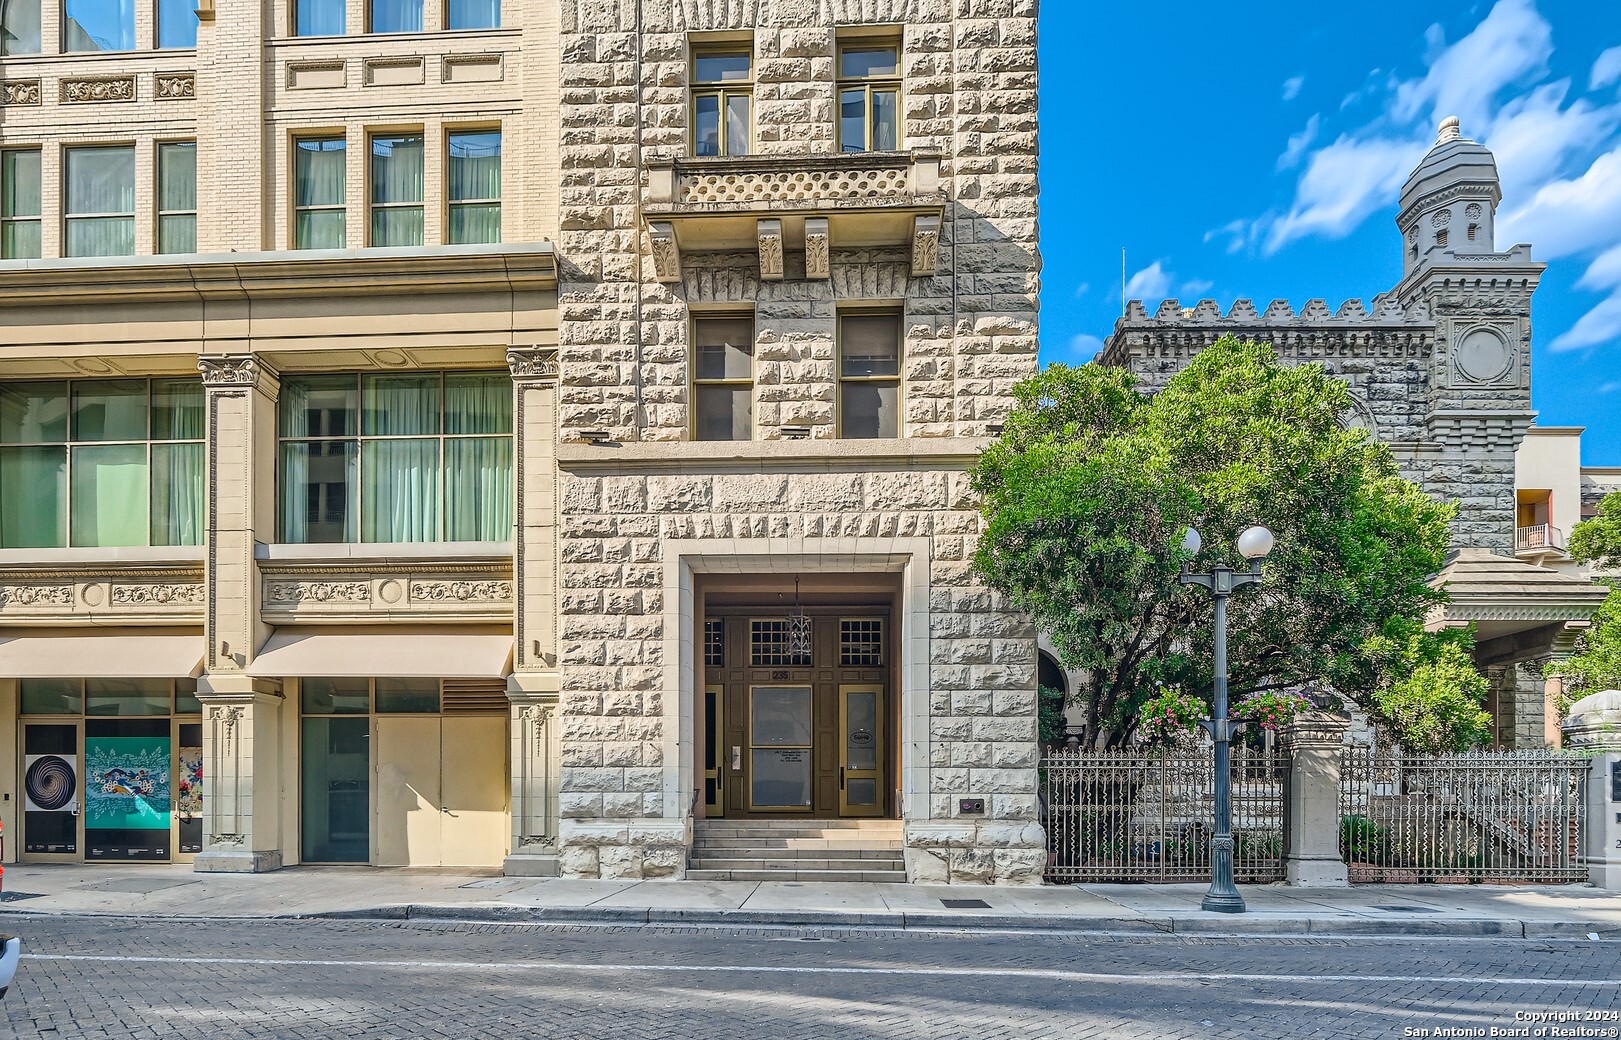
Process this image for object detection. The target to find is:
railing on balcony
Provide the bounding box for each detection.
[1515,524,1563,552]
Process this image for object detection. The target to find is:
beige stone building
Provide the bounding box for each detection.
[0,0,1043,883]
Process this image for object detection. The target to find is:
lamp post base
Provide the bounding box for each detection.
[1200,889,1246,914]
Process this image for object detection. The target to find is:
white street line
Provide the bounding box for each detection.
[22,953,1615,987]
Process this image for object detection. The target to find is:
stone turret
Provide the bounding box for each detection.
[1396,116,1502,278]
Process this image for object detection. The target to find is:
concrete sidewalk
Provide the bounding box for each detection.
[1,863,1619,938]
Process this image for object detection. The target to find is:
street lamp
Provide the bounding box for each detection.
[1178,523,1274,914]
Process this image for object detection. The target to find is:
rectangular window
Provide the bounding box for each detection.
[837,42,900,153]
[692,315,753,441]
[2,149,41,259]
[63,0,132,50]
[838,312,900,438]
[370,0,420,32]
[692,49,751,157]
[1,0,40,53]
[370,133,424,247]
[447,130,501,244]
[157,142,197,254]
[294,137,346,249]
[445,0,495,29]
[64,145,135,258]
[157,0,195,47]
[278,370,513,544]
[295,0,342,35]
[0,378,204,549]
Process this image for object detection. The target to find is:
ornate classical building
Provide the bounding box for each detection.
[0,0,1043,882]
[1100,118,1610,749]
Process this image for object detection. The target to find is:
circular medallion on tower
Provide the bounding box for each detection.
[1465,203,1482,221]
[1431,209,1451,228]
[1455,325,1513,383]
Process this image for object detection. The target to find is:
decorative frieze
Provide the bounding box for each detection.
[112,583,205,606]
[259,559,515,621]
[506,347,560,381]
[410,580,512,603]
[61,76,136,104]
[1,80,41,106]
[264,581,371,605]
[0,584,74,607]
[155,73,196,100]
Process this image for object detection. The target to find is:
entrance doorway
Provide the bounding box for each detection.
[299,677,508,868]
[18,678,203,864]
[701,610,894,819]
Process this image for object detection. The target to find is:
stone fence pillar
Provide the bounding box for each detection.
[1562,690,1621,891]
[1282,710,1350,887]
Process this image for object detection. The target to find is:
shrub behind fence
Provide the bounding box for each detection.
[1338,747,1586,884]
[1041,743,1287,883]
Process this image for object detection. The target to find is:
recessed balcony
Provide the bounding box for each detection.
[1514,523,1566,560]
[642,149,945,282]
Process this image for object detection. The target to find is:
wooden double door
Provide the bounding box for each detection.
[703,612,891,819]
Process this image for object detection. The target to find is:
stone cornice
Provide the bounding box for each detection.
[0,243,558,307]
[557,438,984,474]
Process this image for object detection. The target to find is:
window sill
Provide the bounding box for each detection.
[257,541,513,564]
[0,545,204,567]
[268,27,519,46]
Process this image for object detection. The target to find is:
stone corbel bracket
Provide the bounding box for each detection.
[804,217,830,280]
[911,214,941,277]
[648,222,680,284]
[506,346,559,382]
[757,218,784,281]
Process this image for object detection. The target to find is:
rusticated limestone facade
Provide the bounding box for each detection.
[554,0,1043,881]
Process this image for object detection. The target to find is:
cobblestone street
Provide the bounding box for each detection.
[0,915,1617,1039]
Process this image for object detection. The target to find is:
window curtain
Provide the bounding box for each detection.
[2,149,41,259]
[446,0,496,29]
[71,444,147,546]
[64,147,135,257]
[444,372,510,434]
[448,133,500,244]
[369,0,420,32]
[362,439,438,542]
[295,140,345,248]
[278,442,309,543]
[362,373,436,435]
[158,143,196,253]
[1,0,40,55]
[63,0,132,50]
[0,445,65,548]
[371,135,424,247]
[445,437,511,541]
[150,443,202,546]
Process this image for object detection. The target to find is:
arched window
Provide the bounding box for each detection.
[1038,651,1067,696]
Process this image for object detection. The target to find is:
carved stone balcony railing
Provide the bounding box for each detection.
[642,149,944,283]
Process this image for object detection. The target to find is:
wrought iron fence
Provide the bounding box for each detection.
[1041,742,1287,883]
[1338,747,1587,884]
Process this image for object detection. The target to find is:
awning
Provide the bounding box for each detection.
[0,631,205,678]
[246,627,513,678]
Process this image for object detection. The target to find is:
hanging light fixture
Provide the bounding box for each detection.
[786,577,812,660]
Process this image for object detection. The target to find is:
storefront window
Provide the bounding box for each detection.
[20,677,82,715]
[85,678,172,716]
[374,677,439,713]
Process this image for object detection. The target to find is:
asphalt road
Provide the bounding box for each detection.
[0,914,1616,1039]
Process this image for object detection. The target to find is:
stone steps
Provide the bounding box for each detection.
[689,819,907,883]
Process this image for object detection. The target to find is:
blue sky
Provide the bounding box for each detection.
[1037,0,1621,462]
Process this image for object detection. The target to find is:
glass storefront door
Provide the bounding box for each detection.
[22,721,81,860]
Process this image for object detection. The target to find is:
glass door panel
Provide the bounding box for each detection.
[22,722,80,858]
[839,685,883,817]
[84,717,171,861]
[748,685,812,811]
[301,716,370,862]
[176,721,202,856]
[703,685,723,816]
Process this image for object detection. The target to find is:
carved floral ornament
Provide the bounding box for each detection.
[411,580,513,603]
[1,80,41,106]
[113,583,205,605]
[155,73,196,100]
[265,581,371,604]
[198,354,278,392]
[61,76,136,103]
[506,347,559,381]
[0,584,73,607]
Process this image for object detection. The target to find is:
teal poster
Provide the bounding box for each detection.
[86,737,171,830]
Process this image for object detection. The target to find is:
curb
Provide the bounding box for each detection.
[309,903,1621,939]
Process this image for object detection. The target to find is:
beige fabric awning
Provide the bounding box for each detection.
[247,627,513,678]
[0,630,205,678]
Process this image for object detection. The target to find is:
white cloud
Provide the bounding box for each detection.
[1204,218,1252,254]
[1550,243,1621,352]
[1282,75,1305,102]
[1277,114,1321,170]
[1592,45,1621,90]
[1498,148,1621,258]
[1391,0,1553,131]
[1263,135,1426,253]
[1182,279,1215,297]
[1484,82,1619,200]
[1072,282,1090,299]
[1123,261,1173,301]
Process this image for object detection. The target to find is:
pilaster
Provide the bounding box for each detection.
[195,354,285,872]
[505,347,563,876]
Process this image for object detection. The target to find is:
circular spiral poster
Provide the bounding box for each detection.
[25,755,77,811]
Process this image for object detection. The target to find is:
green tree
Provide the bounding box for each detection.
[972,336,1466,748]
[1551,492,1621,707]
[1568,491,1621,571]
[1362,624,1492,753]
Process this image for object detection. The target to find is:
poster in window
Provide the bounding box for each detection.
[85,727,171,861]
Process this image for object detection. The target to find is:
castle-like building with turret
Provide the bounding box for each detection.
[1101,118,1610,748]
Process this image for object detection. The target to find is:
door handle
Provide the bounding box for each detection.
[840,766,846,791]
[730,746,741,771]
[69,800,80,818]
